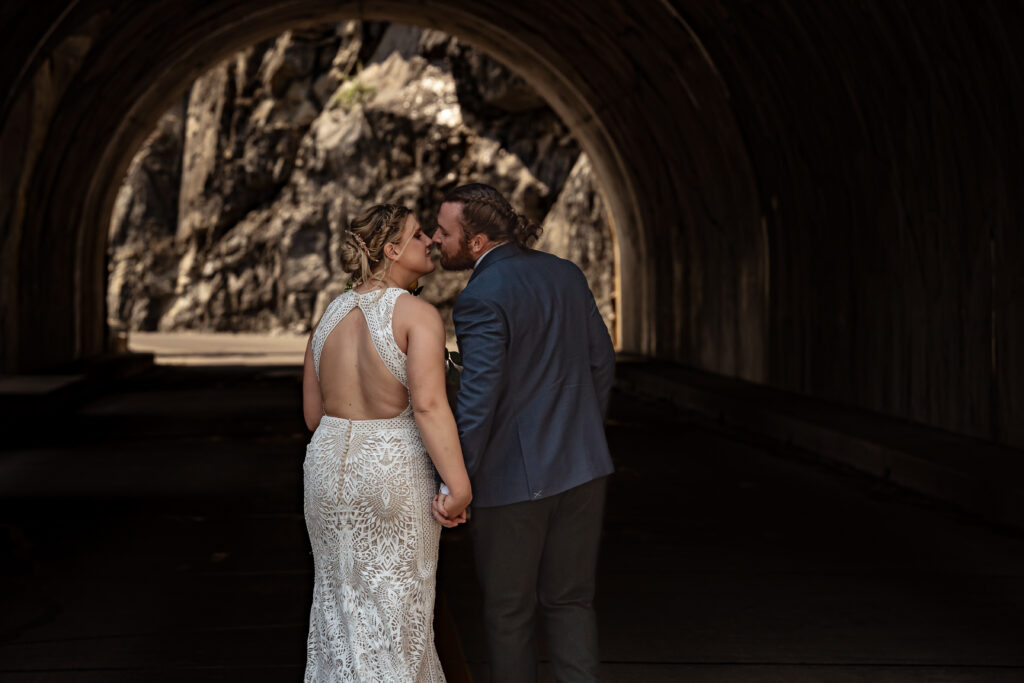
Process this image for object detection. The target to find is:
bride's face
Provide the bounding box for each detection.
[388,214,435,278]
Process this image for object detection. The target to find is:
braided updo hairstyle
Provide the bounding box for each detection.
[340,204,413,286]
[441,183,542,246]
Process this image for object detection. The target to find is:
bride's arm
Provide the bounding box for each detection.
[404,298,472,518]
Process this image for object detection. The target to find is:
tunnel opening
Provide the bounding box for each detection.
[102,20,621,362]
[5,0,773,390]
[73,3,659,372]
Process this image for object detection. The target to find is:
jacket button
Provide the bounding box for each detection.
[532,490,542,499]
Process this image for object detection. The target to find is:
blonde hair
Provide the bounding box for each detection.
[340,204,413,286]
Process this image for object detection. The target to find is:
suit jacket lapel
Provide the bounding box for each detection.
[468,242,519,285]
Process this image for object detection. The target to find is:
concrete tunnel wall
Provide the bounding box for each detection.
[1,1,1021,450]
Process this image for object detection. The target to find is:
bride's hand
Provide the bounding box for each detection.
[432,493,468,527]
[431,495,456,527]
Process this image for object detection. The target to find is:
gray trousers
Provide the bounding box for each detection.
[469,476,607,683]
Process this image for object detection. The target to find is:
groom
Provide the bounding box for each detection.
[431,183,615,683]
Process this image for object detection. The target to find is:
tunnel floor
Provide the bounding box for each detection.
[2,365,1024,682]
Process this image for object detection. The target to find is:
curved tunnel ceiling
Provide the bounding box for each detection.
[1,0,764,379]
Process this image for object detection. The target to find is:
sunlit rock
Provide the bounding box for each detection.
[107,21,614,339]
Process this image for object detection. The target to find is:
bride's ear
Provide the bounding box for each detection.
[383,242,398,261]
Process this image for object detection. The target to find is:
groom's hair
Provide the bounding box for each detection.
[442,183,542,247]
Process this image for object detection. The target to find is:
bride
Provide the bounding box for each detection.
[301,204,471,681]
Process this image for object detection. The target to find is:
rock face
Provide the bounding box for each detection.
[537,154,616,337]
[107,22,615,342]
[106,99,186,330]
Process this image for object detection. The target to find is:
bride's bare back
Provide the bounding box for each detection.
[301,281,470,523]
[318,304,409,420]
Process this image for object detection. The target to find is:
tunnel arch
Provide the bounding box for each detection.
[6,2,1024,449]
[2,0,766,382]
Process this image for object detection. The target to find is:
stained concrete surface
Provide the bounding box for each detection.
[2,365,1024,681]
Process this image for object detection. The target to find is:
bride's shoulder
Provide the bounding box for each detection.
[394,294,442,340]
[392,292,442,351]
[394,290,439,319]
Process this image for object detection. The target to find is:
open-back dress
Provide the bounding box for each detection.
[303,287,444,682]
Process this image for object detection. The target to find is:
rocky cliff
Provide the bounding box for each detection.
[107,22,615,342]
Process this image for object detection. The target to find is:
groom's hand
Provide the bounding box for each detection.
[432,494,467,527]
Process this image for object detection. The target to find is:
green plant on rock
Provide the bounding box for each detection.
[331,75,377,110]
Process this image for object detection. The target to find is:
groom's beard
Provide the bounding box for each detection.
[439,234,476,271]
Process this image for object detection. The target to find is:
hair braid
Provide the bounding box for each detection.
[341,204,412,285]
[441,183,542,246]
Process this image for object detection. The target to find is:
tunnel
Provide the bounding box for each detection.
[3,0,1024,679]
[4,0,1021,449]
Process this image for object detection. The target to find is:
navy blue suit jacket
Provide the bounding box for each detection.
[453,243,616,507]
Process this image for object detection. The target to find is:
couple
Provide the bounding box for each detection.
[301,183,616,682]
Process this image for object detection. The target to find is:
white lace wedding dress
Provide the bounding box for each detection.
[303,287,445,682]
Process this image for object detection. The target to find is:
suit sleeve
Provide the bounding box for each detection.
[453,294,509,478]
[585,287,616,419]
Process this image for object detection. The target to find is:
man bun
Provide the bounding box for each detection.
[442,183,542,247]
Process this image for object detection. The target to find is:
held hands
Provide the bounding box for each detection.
[432,484,470,528]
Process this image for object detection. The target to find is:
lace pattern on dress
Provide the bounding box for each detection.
[303,285,443,682]
[312,288,409,388]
